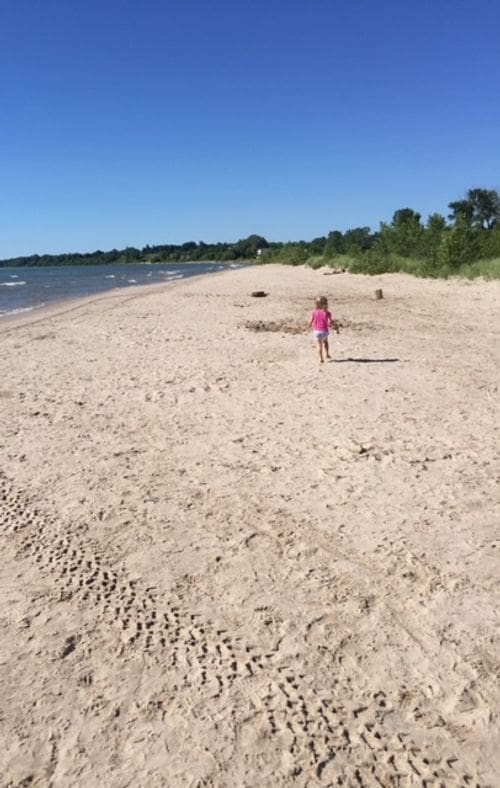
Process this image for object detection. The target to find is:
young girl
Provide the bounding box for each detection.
[309,296,338,363]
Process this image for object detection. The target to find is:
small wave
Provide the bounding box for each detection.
[0,281,26,287]
[104,274,116,279]
[165,274,183,281]
[127,279,137,283]
[10,274,19,278]
[0,304,39,317]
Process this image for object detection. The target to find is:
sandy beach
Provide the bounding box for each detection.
[0,263,499,787]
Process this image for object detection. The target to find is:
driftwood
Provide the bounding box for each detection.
[375,288,384,300]
[251,291,268,298]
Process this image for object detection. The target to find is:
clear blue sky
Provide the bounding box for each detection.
[1,0,499,257]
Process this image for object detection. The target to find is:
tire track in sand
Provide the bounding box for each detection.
[1,472,481,786]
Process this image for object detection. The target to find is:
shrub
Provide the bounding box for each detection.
[477,226,500,259]
[346,251,408,275]
[305,256,326,269]
[437,222,478,270]
[454,257,500,280]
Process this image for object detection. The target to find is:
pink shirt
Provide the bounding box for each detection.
[311,308,332,332]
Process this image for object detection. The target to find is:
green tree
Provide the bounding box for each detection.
[449,188,500,229]
[477,224,500,259]
[343,227,373,254]
[309,236,327,255]
[467,188,500,229]
[437,220,478,270]
[422,212,447,266]
[390,209,423,256]
[123,246,140,261]
[233,234,268,258]
[376,209,422,257]
[448,199,474,226]
[275,243,308,265]
[324,230,345,257]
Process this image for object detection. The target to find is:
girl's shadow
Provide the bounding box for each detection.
[332,357,399,363]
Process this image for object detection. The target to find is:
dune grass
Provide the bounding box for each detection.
[303,254,500,280]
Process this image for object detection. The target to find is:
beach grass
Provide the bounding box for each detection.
[303,253,500,279]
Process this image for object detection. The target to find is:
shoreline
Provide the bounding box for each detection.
[0,261,250,329]
[0,264,245,332]
[1,264,499,784]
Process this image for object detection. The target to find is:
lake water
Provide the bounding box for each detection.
[0,262,239,318]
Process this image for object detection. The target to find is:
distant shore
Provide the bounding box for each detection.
[1,265,498,785]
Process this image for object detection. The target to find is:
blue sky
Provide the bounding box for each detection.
[1,0,499,257]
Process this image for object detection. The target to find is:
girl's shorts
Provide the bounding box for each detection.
[313,331,329,340]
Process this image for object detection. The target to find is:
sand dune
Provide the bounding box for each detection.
[0,264,499,786]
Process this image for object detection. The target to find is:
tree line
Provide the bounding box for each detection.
[0,234,270,267]
[1,188,499,278]
[263,188,500,278]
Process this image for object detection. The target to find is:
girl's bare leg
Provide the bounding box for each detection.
[325,338,331,359]
[317,340,324,363]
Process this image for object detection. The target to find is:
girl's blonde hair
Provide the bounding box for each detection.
[315,295,328,309]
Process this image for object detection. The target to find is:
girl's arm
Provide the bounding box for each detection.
[329,313,340,333]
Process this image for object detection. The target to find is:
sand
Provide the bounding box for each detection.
[0,264,499,787]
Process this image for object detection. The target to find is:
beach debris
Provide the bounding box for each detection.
[375,288,384,299]
[323,268,346,275]
[61,635,78,659]
[250,290,268,297]
[244,319,304,334]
